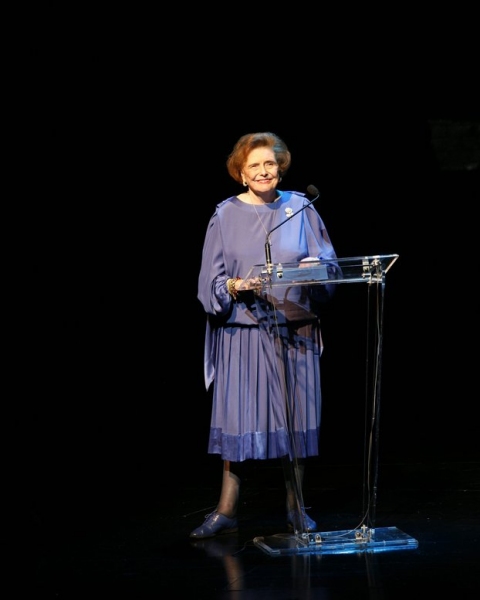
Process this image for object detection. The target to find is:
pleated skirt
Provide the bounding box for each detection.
[208,320,323,462]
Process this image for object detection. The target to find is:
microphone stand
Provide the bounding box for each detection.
[265,190,320,274]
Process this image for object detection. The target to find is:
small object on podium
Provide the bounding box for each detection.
[262,261,328,284]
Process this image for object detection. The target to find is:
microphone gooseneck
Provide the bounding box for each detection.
[265,185,320,273]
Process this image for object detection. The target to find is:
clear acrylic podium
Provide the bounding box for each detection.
[241,254,418,556]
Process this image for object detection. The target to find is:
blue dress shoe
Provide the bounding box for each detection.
[189,511,238,539]
[287,508,317,533]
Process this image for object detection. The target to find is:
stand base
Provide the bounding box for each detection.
[254,526,418,556]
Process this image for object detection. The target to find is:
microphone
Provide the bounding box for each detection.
[265,185,320,273]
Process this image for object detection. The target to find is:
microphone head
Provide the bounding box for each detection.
[306,184,320,198]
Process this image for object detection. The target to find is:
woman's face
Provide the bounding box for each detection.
[241,147,280,194]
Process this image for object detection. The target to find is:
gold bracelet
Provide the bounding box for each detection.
[227,277,241,299]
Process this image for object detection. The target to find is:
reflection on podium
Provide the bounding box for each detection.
[242,255,419,556]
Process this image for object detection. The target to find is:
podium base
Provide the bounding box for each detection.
[254,526,418,556]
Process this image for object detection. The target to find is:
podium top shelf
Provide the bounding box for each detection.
[241,254,399,288]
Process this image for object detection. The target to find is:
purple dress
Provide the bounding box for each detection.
[197,191,340,462]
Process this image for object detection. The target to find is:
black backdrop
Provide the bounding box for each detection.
[23,33,479,523]
[25,114,478,520]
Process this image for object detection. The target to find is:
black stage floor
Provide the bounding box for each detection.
[29,458,480,598]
